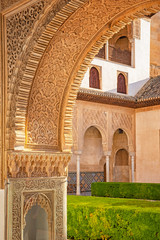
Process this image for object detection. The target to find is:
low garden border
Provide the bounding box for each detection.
[67,195,160,240]
[91,182,160,200]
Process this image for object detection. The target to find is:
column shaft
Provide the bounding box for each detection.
[131,156,134,182]
[106,155,110,182]
[76,155,80,195]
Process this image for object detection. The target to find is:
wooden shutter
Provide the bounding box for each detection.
[117,73,126,94]
[89,67,100,89]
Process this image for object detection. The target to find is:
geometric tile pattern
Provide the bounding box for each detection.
[80,172,104,192]
[67,172,104,193]
[67,172,77,193]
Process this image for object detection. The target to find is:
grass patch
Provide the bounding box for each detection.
[67,195,160,239]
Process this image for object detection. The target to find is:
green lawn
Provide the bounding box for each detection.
[67,195,160,240]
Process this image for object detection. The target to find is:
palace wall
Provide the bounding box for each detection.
[69,100,135,175]
[81,19,150,96]
[70,102,160,185]
[136,106,160,183]
[150,12,160,77]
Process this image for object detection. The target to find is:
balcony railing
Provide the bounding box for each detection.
[108,45,131,66]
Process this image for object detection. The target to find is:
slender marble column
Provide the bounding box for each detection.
[104,151,111,182]
[75,151,81,195]
[130,152,135,182]
[106,155,110,182]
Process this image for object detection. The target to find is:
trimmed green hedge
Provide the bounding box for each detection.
[67,195,160,240]
[91,182,160,200]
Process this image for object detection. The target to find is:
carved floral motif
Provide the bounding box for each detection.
[6,1,46,90]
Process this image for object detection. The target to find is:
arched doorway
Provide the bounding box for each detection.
[112,129,130,182]
[80,126,104,192]
[82,126,103,168]
[115,149,129,182]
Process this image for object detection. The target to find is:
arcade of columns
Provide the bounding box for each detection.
[1,0,160,239]
[71,104,136,195]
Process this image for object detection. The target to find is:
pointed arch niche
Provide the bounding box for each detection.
[81,126,104,172]
[112,128,130,182]
[23,193,52,240]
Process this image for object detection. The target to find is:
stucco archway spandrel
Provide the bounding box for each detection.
[26,0,160,151]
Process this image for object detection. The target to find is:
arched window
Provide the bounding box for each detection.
[109,35,131,65]
[117,73,126,94]
[89,67,100,89]
[115,36,129,51]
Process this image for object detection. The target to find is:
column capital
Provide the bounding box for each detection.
[129,152,135,157]
[74,150,82,155]
[104,151,111,156]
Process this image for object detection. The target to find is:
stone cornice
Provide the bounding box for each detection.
[77,88,160,108]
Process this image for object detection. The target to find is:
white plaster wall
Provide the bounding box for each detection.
[0,190,4,240]
[81,19,150,96]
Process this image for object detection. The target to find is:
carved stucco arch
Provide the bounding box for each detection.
[82,124,107,153]
[13,0,160,151]
[23,193,52,239]
[9,0,88,149]
[112,127,133,153]
[114,148,129,163]
[24,193,52,224]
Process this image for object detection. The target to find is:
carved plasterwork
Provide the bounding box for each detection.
[4,0,160,152]
[83,108,107,132]
[6,0,57,149]
[23,193,52,224]
[133,19,141,39]
[112,112,132,132]
[7,151,71,178]
[23,192,52,239]
[6,1,47,89]
[82,108,108,146]
[7,0,87,150]
[8,177,67,240]
[111,112,134,149]
[25,0,160,152]
[1,0,24,11]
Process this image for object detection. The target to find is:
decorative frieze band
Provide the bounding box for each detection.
[7,151,71,178]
